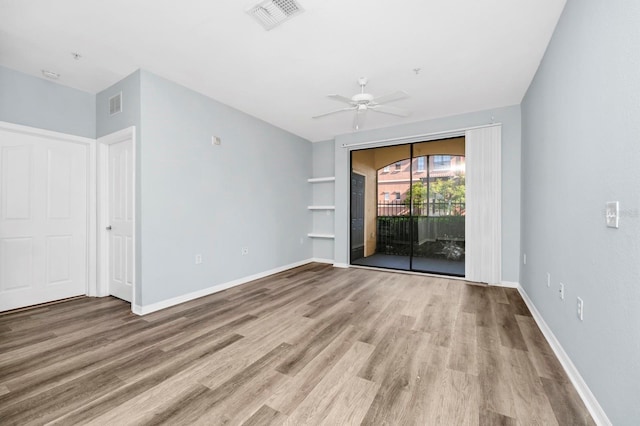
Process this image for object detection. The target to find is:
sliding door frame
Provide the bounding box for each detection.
[344,123,502,283]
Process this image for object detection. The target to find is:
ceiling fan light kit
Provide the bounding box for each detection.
[313,77,411,131]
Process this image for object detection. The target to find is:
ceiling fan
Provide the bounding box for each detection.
[313,77,411,130]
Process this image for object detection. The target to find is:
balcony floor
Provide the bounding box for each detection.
[351,253,465,276]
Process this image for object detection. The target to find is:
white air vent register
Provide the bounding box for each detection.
[247,0,304,30]
[109,92,122,116]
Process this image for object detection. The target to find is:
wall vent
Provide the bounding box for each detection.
[109,92,122,116]
[247,0,304,30]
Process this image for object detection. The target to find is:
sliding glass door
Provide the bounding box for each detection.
[350,138,466,276]
[410,154,465,275]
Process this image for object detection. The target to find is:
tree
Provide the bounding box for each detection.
[430,174,465,203]
[403,183,428,214]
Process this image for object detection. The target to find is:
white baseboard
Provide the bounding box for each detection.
[311,257,334,264]
[333,263,349,268]
[133,258,316,316]
[517,285,611,426]
[496,280,519,288]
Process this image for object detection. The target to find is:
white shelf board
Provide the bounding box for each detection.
[308,205,335,210]
[307,233,335,239]
[308,177,335,183]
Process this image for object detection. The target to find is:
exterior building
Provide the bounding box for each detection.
[377,155,466,216]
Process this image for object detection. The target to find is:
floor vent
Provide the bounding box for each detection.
[109,92,122,116]
[247,0,304,30]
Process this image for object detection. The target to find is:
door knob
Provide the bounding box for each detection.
[106,226,112,231]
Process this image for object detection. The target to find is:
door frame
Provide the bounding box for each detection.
[349,170,366,261]
[96,127,136,310]
[0,121,97,302]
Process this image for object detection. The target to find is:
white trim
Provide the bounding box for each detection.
[0,121,97,302]
[341,122,501,149]
[132,258,315,315]
[97,127,137,311]
[0,121,95,145]
[495,280,519,288]
[311,257,334,264]
[333,263,349,268]
[86,138,97,297]
[517,285,612,426]
[308,177,335,183]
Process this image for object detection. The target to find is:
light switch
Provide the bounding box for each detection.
[606,201,619,228]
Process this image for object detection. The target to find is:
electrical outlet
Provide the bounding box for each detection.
[241,247,249,255]
[559,282,565,300]
[606,201,619,228]
[547,273,551,288]
[577,297,584,321]
[195,254,202,264]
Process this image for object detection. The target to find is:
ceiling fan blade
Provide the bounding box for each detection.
[353,107,367,130]
[369,104,411,117]
[371,90,409,105]
[327,94,354,105]
[312,106,356,119]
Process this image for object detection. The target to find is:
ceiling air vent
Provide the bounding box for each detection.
[247,0,304,30]
[109,92,122,116]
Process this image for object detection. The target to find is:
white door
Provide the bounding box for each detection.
[0,129,88,311]
[107,138,133,302]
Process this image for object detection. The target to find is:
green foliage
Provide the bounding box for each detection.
[403,183,428,208]
[430,174,465,203]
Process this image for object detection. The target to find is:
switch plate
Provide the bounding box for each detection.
[212,136,221,146]
[241,247,249,255]
[195,254,202,264]
[606,201,619,228]
[577,297,584,321]
[547,272,551,288]
[559,282,565,300]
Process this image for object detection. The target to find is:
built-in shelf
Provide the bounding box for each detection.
[308,205,335,210]
[308,177,335,183]
[307,233,335,239]
[308,173,335,258]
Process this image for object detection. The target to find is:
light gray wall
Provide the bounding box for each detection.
[0,65,95,138]
[334,105,522,281]
[311,140,336,261]
[139,70,312,305]
[96,70,141,139]
[96,70,143,302]
[521,0,640,423]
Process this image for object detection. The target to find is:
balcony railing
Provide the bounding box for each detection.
[376,202,465,257]
[377,201,465,217]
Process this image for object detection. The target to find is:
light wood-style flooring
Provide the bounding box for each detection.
[0,263,594,425]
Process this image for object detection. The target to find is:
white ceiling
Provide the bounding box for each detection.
[0,0,566,142]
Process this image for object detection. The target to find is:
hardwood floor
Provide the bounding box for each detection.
[0,263,595,425]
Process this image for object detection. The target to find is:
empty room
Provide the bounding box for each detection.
[0,0,637,424]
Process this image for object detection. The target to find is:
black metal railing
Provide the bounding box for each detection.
[376,215,465,257]
[377,201,465,217]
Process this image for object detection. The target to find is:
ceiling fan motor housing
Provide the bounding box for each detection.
[352,93,374,104]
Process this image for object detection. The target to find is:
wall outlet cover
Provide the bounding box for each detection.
[606,201,619,228]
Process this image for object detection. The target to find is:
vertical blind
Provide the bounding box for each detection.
[465,125,502,284]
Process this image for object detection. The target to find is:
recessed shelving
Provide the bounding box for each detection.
[307,177,335,183]
[307,233,335,239]
[308,205,335,210]
[308,173,335,261]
